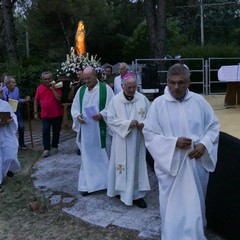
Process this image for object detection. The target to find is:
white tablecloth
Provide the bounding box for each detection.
[218,65,240,82]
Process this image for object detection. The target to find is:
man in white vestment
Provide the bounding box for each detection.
[107,75,150,208]
[143,64,220,240]
[113,62,128,95]
[71,66,114,196]
[0,86,21,191]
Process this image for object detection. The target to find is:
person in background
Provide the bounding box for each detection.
[104,65,114,89]
[175,55,189,69]
[2,76,30,150]
[34,71,63,158]
[68,70,84,155]
[0,86,21,191]
[96,69,104,82]
[107,74,150,208]
[68,69,84,101]
[71,66,114,196]
[143,63,220,240]
[0,73,8,88]
[113,62,128,95]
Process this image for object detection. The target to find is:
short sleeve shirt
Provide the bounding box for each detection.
[35,84,63,118]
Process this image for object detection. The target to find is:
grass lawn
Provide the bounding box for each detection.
[0,148,139,240]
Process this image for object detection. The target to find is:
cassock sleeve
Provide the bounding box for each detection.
[143,101,180,176]
[107,97,132,139]
[198,99,220,172]
[71,88,81,133]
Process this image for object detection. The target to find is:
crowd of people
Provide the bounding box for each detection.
[70,63,220,239]
[0,63,220,239]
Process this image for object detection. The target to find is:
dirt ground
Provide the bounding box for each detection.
[204,95,240,138]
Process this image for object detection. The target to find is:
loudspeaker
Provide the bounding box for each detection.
[141,66,158,89]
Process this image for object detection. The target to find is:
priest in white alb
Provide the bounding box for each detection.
[107,74,150,208]
[143,64,220,239]
[71,66,114,196]
[0,86,21,191]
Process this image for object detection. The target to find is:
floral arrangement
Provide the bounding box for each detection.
[57,47,103,78]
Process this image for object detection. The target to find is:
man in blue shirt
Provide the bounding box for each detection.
[2,76,30,150]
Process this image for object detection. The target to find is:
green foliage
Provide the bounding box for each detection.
[166,17,188,50]
[2,0,240,67]
[165,0,240,45]
[123,21,150,62]
[123,17,188,61]
[19,0,146,64]
[203,2,240,44]
[0,57,56,98]
[171,43,240,59]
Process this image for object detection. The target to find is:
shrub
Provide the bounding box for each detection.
[0,58,59,118]
[0,58,57,98]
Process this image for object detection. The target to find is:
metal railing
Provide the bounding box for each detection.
[133,58,205,94]
[208,57,240,95]
[132,57,240,95]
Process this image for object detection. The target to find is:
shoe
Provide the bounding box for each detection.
[41,150,50,158]
[133,198,147,208]
[81,191,90,197]
[51,148,58,155]
[77,149,81,155]
[20,144,28,150]
[7,171,14,177]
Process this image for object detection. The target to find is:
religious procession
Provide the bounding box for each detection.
[1,2,240,240]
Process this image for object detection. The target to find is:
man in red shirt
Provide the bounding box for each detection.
[34,71,63,157]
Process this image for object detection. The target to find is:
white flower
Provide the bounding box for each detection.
[57,48,103,77]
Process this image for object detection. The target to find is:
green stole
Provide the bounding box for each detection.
[79,82,107,148]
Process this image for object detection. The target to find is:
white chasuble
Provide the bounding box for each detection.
[71,82,114,193]
[143,87,220,240]
[107,91,151,206]
[0,99,20,184]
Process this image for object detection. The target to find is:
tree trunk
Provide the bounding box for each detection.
[57,11,71,53]
[144,0,166,58]
[1,0,18,63]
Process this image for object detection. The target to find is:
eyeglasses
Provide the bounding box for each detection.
[168,79,187,86]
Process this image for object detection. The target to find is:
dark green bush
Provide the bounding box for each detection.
[0,58,61,119]
[0,57,58,98]
[170,43,240,59]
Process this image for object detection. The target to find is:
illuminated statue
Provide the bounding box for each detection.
[75,21,86,56]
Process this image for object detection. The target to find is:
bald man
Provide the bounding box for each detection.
[71,66,114,196]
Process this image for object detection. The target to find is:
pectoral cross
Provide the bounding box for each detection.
[116,164,125,174]
[138,108,145,118]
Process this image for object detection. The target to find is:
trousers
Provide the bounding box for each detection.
[42,116,62,150]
